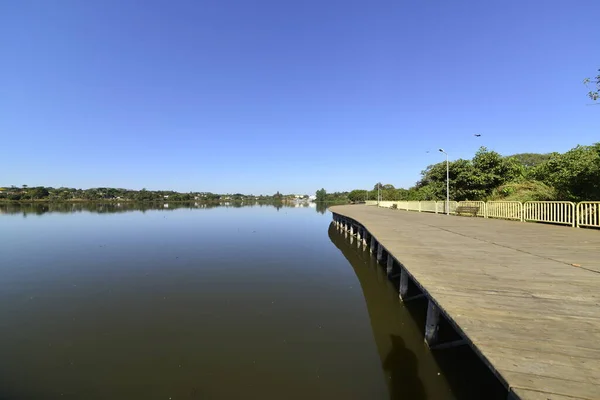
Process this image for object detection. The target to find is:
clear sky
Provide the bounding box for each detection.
[2,0,598,194]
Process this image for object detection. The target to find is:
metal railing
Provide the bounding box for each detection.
[577,202,600,228]
[397,201,409,210]
[486,201,523,221]
[523,201,575,227]
[406,201,421,212]
[367,200,599,229]
[436,201,458,214]
[457,201,487,217]
[420,201,437,213]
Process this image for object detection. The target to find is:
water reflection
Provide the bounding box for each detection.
[0,201,324,216]
[0,205,385,399]
[327,222,507,400]
[316,202,328,214]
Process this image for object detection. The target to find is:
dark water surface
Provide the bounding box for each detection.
[0,203,503,399]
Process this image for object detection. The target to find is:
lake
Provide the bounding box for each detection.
[0,203,504,399]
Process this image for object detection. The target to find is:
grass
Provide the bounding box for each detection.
[487,180,558,202]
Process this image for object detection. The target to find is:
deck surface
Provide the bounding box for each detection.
[329,205,600,400]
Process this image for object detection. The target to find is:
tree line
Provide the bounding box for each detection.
[0,186,308,203]
[335,142,599,203]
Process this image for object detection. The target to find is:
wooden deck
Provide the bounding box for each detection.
[329,205,600,400]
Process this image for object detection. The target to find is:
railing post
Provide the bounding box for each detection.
[518,202,523,222]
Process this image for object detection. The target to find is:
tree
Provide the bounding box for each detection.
[29,187,49,200]
[348,189,366,202]
[507,153,552,168]
[315,188,327,202]
[584,69,599,101]
[470,147,525,197]
[531,143,600,201]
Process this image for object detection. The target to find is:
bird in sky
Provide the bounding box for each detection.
[474,134,482,137]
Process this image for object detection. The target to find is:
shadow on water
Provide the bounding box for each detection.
[327,223,507,400]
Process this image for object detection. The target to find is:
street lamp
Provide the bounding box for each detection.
[439,149,449,215]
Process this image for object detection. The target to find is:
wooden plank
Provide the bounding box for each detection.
[504,371,600,400]
[513,387,590,400]
[329,205,600,400]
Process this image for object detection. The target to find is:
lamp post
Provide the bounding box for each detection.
[438,149,449,215]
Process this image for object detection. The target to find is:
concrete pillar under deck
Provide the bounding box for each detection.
[370,236,376,254]
[386,256,394,276]
[376,244,384,263]
[350,225,354,235]
[425,300,440,347]
[399,268,409,300]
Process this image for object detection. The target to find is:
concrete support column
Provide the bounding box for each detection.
[399,268,409,300]
[376,244,384,263]
[386,255,394,276]
[370,236,376,254]
[425,300,440,347]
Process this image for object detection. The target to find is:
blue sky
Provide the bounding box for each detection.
[2,0,598,194]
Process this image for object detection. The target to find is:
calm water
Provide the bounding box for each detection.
[0,203,504,399]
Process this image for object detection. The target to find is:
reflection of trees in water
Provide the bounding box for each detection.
[316,202,327,214]
[0,201,299,216]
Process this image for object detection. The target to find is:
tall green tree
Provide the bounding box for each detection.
[315,188,327,202]
[531,143,600,201]
[348,189,367,202]
[506,153,552,169]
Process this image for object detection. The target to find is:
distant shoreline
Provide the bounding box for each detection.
[0,199,307,204]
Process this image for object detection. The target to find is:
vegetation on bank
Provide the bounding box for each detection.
[333,142,599,203]
[0,187,309,203]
